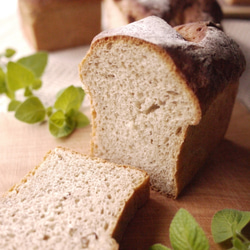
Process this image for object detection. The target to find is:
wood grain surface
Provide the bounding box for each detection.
[0,100,249,249]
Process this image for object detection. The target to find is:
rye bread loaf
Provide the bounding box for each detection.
[18,0,101,51]
[79,16,246,198]
[0,147,149,249]
[102,0,223,29]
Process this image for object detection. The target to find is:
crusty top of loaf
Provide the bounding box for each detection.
[92,16,246,112]
[114,0,223,26]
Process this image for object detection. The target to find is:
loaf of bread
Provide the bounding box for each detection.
[18,0,101,51]
[0,147,149,249]
[222,0,250,4]
[102,0,223,30]
[79,16,246,198]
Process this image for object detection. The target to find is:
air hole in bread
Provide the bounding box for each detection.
[43,235,50,241]
[106,42,113,50]
[175,127,182,136]
[145,103,160,114]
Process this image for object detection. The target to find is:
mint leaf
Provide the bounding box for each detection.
[54,85,83,113]
[149,243,171,250]
[46,106,53,117]
[232,237,247,250]
[49,110,75,138]
[212,209,250,244]
[7,62,36,91]
[74,111,89,128]
[32,79,42,90]
[76,86,85,103]
[15,96,46,124]
[169,208,209,250]
[24,87,33,97]
[17,51,48,78]
[8,99,21,111]
[49,110,65,128]
[0,67,6,94]
[4,48,16,58]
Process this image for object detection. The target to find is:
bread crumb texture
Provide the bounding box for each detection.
[0,147,149,250]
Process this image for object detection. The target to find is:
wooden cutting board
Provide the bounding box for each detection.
[0,100,249,249]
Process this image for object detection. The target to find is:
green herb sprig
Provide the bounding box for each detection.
[0,48,89,137]
[149,208,250,250]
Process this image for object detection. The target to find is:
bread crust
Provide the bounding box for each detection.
[175,81,239,197]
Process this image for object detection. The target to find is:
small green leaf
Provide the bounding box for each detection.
[54,85,83,113]
[24,87,33,97]
[17,51,48,78]
[212,209,250,244]
[0,67,15,98]
[15,96,46,124]
[169,208,209,250]
[46,106,53,117]
[7,62,36,91]
[149,243,171,250]
[74,111,90,128]
[4,48,16,58]
[49,111,75,138]
[49,110,65,128]
[32,79,42,90]
[232,237,247,250]
[0,67,7,94]
[76,87,85,103]
[8,99,21,111]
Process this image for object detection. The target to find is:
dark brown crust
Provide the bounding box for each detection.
[170,22,245,111]
[113,0,223,26]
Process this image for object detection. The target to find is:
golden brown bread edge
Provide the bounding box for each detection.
[109,0,223,26]
[3,147,150,244]
[81,18,246,198]
[171,23,243,196]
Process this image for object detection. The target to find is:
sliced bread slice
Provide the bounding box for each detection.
[0,147,149,249]
[79,16,245,198]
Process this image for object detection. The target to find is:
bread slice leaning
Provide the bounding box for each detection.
[79,16,246,198]
[0,147,149,250]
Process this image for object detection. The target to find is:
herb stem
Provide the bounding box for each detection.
[237,232,250,244]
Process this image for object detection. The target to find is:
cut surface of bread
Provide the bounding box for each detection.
[0,147,149,249]
[79,16,245,198]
